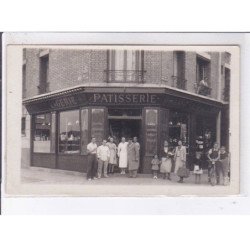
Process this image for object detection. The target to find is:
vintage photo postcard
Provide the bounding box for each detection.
[3,36,240,196]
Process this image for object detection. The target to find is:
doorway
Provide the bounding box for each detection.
[108,108,142,143]
[108,108,143,172]
[109,119,141,143]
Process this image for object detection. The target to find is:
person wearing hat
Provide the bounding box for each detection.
[127,138,140,178]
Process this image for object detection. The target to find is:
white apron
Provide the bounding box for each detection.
[118,142,128,169]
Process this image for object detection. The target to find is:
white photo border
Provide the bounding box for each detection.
[2,32,248,214]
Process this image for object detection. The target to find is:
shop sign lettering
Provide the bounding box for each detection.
[50,96,78,109]
[48,93,160,110]
[91,93,159,105]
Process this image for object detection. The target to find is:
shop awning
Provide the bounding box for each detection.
[23,84,228,114]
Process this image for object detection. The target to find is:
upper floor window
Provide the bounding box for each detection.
[21,117,26,136]
[224,52,231,65]
[172,51,186,90]
[195,56,211,96]
[106,50,145,83]
[224,67,230,102]
[38,54,49,94]
[22,63,27,98]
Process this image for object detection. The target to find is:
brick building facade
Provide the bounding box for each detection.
[22,48,230,173]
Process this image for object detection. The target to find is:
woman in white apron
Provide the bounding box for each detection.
[117,137,128,174]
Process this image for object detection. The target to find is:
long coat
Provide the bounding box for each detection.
[127,142,140,171]
[174,145,187,174]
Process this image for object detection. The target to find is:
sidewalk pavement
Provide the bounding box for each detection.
[21,166,224,187]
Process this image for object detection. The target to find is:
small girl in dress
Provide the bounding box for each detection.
[193,152,203,184]
[151,155,161,179]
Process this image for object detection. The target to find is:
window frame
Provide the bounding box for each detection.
[106,49,145,83]
[172,51,187,90]
[196,55,211,85]
[58,109,81,155]
[32,112,53,154]
[38,54,50,94]
[22,63,27,98]
[21,116,26,136]
[168,110,190,154]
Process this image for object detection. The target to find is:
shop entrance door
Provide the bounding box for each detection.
[108,108,143,172]
[108,119,141,143]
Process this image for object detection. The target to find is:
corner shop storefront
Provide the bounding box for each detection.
[23,86,227,173]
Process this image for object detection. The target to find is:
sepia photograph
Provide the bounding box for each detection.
[4,41,240,197]
[0,1,249,248]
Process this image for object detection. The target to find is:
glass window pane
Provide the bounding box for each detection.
[91,109,105,146]
[169,111,189,151]
[33,113,51,153]
[59,110,80,154]
[145,109,158,156]
[21,117,26,136]
[50,112,56,153]
[115,50,125,70]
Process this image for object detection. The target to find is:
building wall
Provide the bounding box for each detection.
[49,49,92,91]
[25,49,40,98]
[21,107,31,168]
[220,52,231,101]
[23,48,229,101]
[90,49,108,83]
[144,51,162,84]
[185,52,197,92]
[22,48,231,170]
[210,52,220,100]
[161,51,174,86]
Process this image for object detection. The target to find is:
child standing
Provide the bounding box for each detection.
[193,152,203,184]
[151,155,161,179]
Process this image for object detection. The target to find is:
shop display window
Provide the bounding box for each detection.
[33,113,51,153]
[169,111,189,152]
[59,110,80,154]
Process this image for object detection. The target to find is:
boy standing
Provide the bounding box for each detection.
[97,139,110,178]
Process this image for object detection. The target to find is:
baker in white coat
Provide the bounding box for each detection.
[117,137,128,174]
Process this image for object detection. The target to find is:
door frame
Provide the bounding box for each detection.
[107,115,143,173]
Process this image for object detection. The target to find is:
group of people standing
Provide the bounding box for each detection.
[86,136,230,186]
[151,139,230,185]
[191,142,229,185]
[151,140,188,183]
[86,136,140,181]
